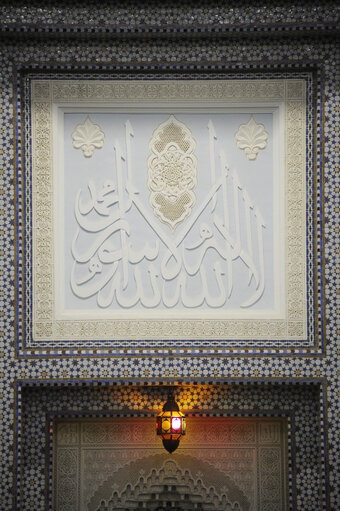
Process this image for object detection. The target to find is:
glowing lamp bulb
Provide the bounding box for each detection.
[171,416,182,430]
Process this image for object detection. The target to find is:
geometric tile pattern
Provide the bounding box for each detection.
[0,2,338,35]
[0,3,339,511]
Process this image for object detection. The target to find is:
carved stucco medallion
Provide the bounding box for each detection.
[72,116,105,157]
[147,115,198,231]
[235,116,269,161]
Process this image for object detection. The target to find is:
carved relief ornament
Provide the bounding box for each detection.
[235,115,269,161]
[30,79,307,343]
[71,116,105,157]
[147,115,198,231]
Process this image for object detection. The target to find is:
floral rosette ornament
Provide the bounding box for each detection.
[147,115,198,231]
[71,116,105,158]
[235,115,269,161]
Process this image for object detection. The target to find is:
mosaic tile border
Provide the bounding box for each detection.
[0,2,338,38]
[14,62,325,357]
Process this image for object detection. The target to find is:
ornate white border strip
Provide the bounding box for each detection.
[31,79,306,342]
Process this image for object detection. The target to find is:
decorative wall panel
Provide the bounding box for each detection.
[28,78,308,351]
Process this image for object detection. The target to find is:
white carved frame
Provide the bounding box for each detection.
[31,79,306,342]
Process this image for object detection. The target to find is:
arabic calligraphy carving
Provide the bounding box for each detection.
[235,116,269,161]
[71,117,266,310]
[31,79,308,342]
[71,116,105,157]
[147,115,198,231]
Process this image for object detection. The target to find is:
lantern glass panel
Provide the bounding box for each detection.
[171,416,182,431]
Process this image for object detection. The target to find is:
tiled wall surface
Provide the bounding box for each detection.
[0,2,339,510]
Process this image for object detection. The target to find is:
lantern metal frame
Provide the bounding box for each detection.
[156,392,186,453]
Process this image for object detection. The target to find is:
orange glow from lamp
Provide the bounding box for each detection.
[156,392,186,453]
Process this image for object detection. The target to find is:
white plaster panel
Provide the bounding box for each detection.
[31,79,306,341]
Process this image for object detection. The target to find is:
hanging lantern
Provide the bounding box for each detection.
[156,392,186,454]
